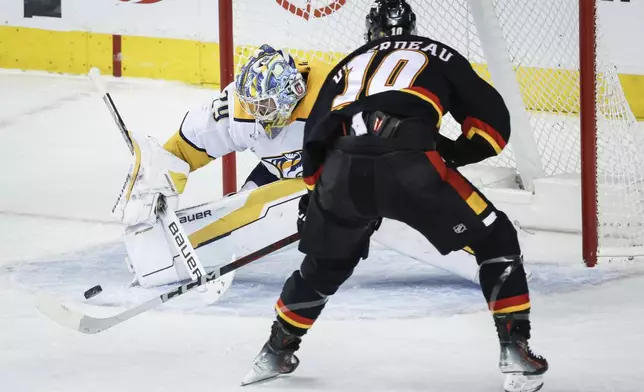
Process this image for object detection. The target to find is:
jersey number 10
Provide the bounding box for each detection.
[332,49,428,110]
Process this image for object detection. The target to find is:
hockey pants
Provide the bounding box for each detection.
[276,149,531,336]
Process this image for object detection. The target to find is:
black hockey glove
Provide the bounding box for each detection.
[297,191,310,234]
[436,134,458,167]
[437,134,495,168]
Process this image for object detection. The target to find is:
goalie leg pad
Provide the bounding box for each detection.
[124,223,193,288]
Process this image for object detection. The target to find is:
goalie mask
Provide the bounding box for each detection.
[235,44,307,138]
[365,0,417,42]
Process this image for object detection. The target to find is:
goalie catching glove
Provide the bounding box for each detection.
[112,131,190,226]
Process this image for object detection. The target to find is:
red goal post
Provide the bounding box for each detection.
[219,0,237,196]
[579,0,598,267]
[218,0,643,267]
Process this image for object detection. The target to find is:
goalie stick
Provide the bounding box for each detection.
[37,232,300,334]
[88,67,135,154]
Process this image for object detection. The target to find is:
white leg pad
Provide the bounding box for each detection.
[124,223,192,288]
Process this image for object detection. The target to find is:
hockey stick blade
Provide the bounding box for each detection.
[37,232,300,334]
[36,293,83,331]
[37,292,162,334]
[200,267,235,305]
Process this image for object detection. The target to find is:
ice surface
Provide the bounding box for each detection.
[1,71,643,392]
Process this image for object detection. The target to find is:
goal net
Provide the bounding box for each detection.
[227,0,644,264]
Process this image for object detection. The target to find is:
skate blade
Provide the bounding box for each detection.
[240,366,280,386]
[504,373,544,392]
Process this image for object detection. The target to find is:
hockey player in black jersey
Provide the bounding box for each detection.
[242,1,548,391]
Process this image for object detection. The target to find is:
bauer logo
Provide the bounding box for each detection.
[277,0,347,20]
[168,222,202,279]
[179,210,212,224]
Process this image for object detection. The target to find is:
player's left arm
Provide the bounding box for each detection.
[439,53,511,167]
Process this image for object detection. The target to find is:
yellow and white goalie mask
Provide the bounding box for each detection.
[235,45,306,138]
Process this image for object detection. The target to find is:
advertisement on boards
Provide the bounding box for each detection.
[24,0,61,18]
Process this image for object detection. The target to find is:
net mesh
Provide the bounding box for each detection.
[232,0,644,255]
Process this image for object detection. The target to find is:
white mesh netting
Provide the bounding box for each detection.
[232,0,644,256]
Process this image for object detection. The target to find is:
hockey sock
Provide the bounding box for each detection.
[275,270,328,336]
[478,255,531,315]
[275,255,360,336]
[470,211,530,315]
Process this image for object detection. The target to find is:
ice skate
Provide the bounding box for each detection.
[241,321,301,386]
[495,312,548,392]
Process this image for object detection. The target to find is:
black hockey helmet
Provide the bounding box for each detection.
[365,0,417,42]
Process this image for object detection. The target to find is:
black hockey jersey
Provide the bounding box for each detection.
[302,35,511,190]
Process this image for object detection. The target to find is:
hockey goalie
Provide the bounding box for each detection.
[110,44,326,288]
[112,43,480,290]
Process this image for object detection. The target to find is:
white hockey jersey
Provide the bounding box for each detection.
[163,63,331,182]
